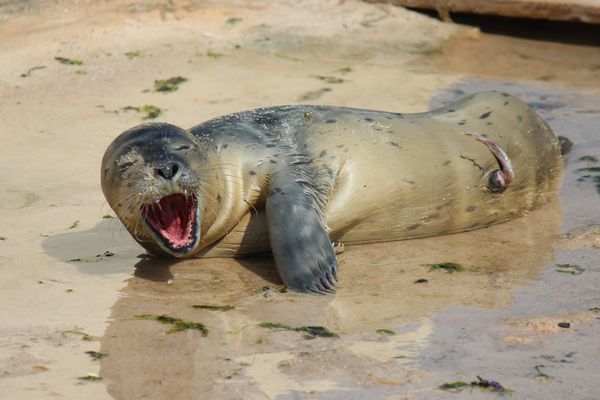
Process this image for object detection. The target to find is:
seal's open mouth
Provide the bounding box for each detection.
[141,193,200,255]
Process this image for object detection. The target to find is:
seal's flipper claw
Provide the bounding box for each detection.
[319,277,336,293]
[326,272,337,286]
[333,242,345,255]
[268,222,338,294]
[306,285,326,295]
[266,170,338,295]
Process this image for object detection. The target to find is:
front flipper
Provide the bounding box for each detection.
[266,171,337,294]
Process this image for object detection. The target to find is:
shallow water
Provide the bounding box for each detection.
[1,1,599,399]
[41,196,562,398]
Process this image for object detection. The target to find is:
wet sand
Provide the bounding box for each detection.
[1,1,599,399]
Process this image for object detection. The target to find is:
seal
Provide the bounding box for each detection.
[101,91,563,293]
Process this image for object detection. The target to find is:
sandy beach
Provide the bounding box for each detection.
[1,1,599,398]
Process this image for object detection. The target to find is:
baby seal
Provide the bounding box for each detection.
[101,91,563,293]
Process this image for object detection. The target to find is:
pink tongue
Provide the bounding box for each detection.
[145,194,194,247]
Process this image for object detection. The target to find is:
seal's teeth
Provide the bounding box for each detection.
[142,192,198,252]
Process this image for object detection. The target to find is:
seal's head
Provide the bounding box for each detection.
[101,123,212,257]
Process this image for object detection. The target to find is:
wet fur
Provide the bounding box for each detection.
[101,91,563,293]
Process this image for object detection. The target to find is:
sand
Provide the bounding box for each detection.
[1,1,599,399]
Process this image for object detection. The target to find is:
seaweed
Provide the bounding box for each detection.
[125,50,143,59]
[409,46,443,56]
[154,76,187,92]
[67,251,113,263]
[123,104,163,119]
[376,329,395,336]
[298,88,331,101]
[275,53,302,62]
[258,322,338,338]
[471,376,510,393]
[304,111,313,121]
[102,214,113,219]
[577,175,600,194]
[414,278,428,284]
[20,65,46,78]
[66,289,74,293]
[136,314,208,336]
[578,155,598,163]
[226,17,242,25]
[62,327,92,341]
[576,167,600,173]
[278,286,288,293]
[68,220,80,229]
[534,365,552,380]
[78,374,102,381]
[439,376,510,393]
[558,322,571,328]
[424,262,463,273]
[55,57,83,65]
[313,75,344,84]
[555,263,585,275]
[589,307,600,312]
[206,51,224,59]
[85,351,108,361]
[0,236,6,241]
[335,67,352,74]
[439,381,469,391]
[258,322,286,329]
[96,104,118,114]
[192,304,235,311]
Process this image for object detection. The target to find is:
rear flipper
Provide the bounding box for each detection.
[266,170,337,294]
[558,136,573,156]
[467,133,515,193]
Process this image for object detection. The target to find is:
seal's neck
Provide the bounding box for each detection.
[197,151,264,252]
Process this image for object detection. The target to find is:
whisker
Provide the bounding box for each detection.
[244,200,258,215]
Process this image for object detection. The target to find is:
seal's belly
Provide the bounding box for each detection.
[303,92,562,244]
[199,91,562,256]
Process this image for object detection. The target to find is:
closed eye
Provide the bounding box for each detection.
[118,161,136,171]
[175,145,191,151]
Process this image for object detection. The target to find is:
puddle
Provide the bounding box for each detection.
[97,198,561,398]
[42,219,140,275]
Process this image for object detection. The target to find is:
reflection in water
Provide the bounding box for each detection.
[100,198,561,399]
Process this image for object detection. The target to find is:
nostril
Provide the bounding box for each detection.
[170,163,179,177]
[156,162,180,180]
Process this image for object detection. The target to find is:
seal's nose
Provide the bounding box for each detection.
[155,162,181,180]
